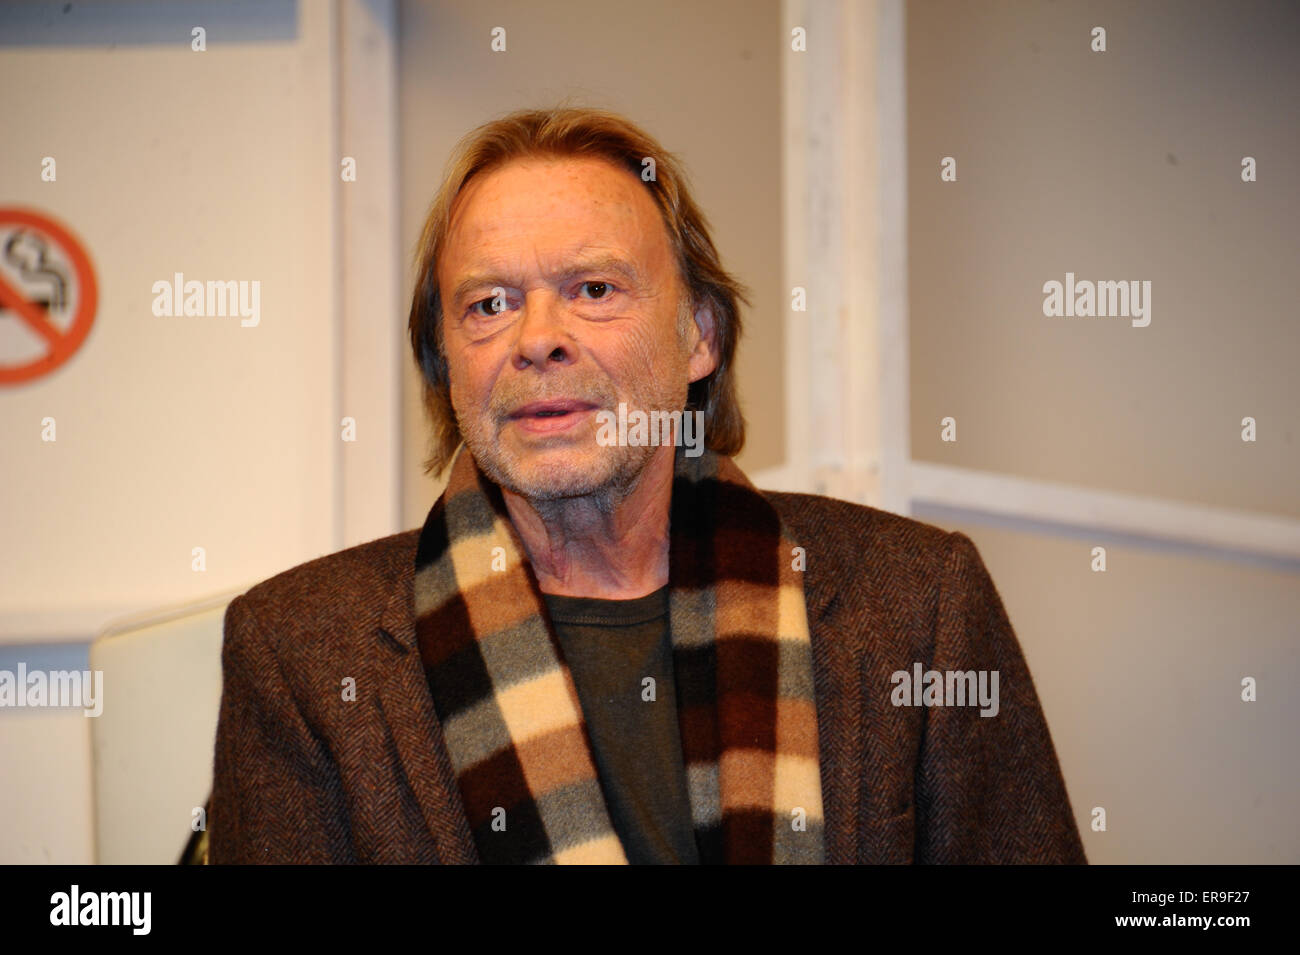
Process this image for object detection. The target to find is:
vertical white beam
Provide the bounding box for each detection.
[779,0,813,495]
[780,1,811,493]
[773,0,910,516]
[338,0,402,545]
[875,0,911,516]
[838,0,875,507]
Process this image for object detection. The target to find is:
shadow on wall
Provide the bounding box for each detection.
[0,0,298,46]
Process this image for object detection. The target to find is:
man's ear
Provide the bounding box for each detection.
[687,303,718,383]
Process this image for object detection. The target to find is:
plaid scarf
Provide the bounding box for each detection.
[413,444,824,864]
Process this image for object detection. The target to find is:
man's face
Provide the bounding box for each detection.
[437,155,716,501]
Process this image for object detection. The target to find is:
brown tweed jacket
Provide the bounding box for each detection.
[209,491,1087,864]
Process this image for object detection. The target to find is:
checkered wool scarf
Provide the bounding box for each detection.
[413,444,824,864]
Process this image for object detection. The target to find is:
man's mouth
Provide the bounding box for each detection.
[507,399,599,434]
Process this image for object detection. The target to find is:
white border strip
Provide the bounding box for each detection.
[910,461,1300,565]
[1,588,251,646]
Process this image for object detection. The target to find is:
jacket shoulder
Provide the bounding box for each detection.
[763,489,958,576]
[227,528,421,655]
[761,489,979,644]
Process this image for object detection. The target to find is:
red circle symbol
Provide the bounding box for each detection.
[0,208,98,386]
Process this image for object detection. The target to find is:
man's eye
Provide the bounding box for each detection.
[578,281,613,300]
[470,296,508,317]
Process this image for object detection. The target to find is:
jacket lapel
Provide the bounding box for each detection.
[798,563,858,863]
[374,523,480,864]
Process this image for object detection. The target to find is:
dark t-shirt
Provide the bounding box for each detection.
[542,585,701,865]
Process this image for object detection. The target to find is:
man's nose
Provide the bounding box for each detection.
[512,291,572,370]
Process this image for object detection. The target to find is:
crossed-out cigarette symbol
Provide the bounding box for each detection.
[0,209,98,386]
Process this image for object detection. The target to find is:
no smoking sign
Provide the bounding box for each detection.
[0,208,98,386]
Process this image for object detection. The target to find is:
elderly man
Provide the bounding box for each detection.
[209,106,1086,865]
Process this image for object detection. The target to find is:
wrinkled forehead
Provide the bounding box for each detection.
[438,155,677,290]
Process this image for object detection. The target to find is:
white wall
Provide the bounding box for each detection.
[0,2,339,633]
[906,0,1299,516]
[0,644,94,863]
[0,0,403,863]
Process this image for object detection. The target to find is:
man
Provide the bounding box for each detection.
[209,106,1086,865]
